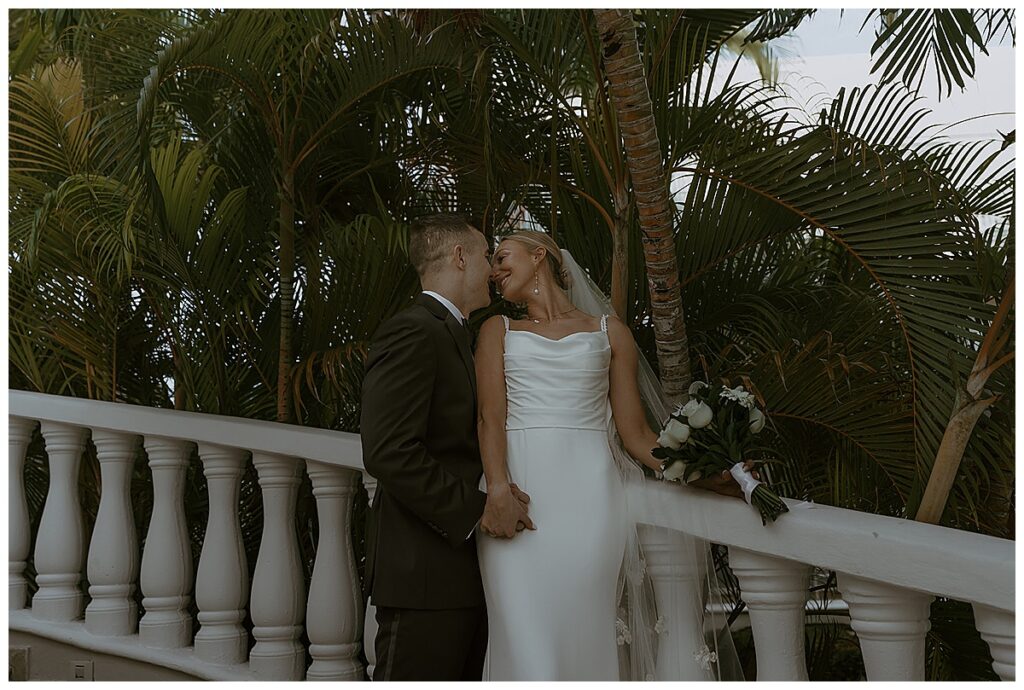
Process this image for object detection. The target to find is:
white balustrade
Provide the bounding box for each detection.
[33,421,89,621]
[86,429,141,636]
[194,442,249,664]
[9,417,36,611]
[139,435,195,648]
[729,548,811,681]
[972,603,1015,681]
[629,478,1013,683]
[6,392,1016,682]
[306,462,364,681]
[637,524,714,681]
[836,573,934,681]
[249,451,306,680]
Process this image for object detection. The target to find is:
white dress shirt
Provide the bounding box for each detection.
[421,291,480,539]
[422,290,466,324]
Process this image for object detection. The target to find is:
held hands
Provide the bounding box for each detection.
[481,483,535,539]
[687,460,760,500]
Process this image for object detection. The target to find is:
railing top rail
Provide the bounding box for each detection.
[9,390,364,471]
[628,480,1015,612]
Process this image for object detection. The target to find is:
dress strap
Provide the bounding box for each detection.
[600,314,608,332]
[501,315,510,332]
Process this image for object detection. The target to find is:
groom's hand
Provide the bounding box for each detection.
[482,484,535,538]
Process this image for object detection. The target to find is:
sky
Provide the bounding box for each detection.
[670,9,1015,232]
[730,9,1015,142]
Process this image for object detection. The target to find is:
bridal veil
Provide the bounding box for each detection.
[560,248,745,682]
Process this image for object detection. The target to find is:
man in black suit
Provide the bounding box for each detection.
[360,214,533,681]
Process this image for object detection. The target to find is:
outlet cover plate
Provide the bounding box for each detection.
[71,660,94,681]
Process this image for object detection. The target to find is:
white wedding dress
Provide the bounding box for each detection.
[477,314,628,681]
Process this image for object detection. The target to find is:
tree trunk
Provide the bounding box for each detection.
[914,274,1014,524]
[277,167,296,424]
[593,9,691,403]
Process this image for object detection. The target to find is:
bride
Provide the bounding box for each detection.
[474,230,752,681]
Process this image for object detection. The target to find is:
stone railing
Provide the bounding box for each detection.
[8,391,1015,681]
[628,482,1014,681]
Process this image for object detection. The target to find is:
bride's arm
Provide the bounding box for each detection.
[475,315,534,537]
[607,316,752,497]
[475,316,512,489]
[606,315,664,474]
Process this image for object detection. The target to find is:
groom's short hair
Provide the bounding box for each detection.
[408,213,479,279]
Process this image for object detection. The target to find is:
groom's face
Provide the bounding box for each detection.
[461,228,493,314]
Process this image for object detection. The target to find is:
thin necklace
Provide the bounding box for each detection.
[528,306,578,324]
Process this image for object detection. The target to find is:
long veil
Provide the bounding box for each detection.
[561,248,745,682]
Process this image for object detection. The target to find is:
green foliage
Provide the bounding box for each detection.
[864,9,1015,98]
[9,8,1013,679]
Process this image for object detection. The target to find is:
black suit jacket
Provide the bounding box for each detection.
[360,292,488,609]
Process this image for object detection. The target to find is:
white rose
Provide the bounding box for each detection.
[657,419,691,449]
[687,402,714,428]
[749,407,766,433]
[684,468,704,484]
[688,380,708,396]
[679,399,701,417]
[662,460,687,481]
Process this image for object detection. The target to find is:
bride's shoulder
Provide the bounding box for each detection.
[603,314,635,346]
[478,314,507,338]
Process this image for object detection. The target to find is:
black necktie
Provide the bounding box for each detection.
[453,315,473,348]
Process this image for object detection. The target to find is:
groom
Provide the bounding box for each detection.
[360,214,532,681]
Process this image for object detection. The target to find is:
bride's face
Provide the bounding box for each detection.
[490,240,544,303]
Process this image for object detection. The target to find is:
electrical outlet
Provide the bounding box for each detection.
[9,647,29,681]
[71,660,93,681]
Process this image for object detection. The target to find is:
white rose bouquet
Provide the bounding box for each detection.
[653,380,789,526]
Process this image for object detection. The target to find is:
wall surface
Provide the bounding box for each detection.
[9,631,202,682]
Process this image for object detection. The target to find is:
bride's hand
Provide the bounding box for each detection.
[688,460,760,500]
[510,482,530,506]
[510,483,531,532]
[482,484,535,538]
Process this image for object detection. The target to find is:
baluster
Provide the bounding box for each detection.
[86,429,141,636]
[9,417,36,611]
[33,421,88,621]
[306,462,364,680]
[729,548,810,681]
[139,436,194,648]
[972,603,1015,681]
[637,524,714,680]
[249,451,305,680]
[194,443,249,664]
[836,573,933,681]
[362,473,379,679]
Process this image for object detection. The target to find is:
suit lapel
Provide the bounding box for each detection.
[445,318,478,402]
[416,293,478,402]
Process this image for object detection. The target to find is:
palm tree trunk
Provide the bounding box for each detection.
[277,167,296,423]
[593,9,691,403]
[914,274,1014,524]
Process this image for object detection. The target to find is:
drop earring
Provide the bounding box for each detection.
[533,272,540,295]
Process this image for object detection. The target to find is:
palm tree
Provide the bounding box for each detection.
[134,9,475,422]
[592,8,692,402]
[9,8,1014,680]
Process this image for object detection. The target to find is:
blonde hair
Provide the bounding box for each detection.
[499,230,572,290]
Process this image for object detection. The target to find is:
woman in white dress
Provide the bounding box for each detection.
[473,231,751,681]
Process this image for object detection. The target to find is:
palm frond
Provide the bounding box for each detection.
[863,9,996,98]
